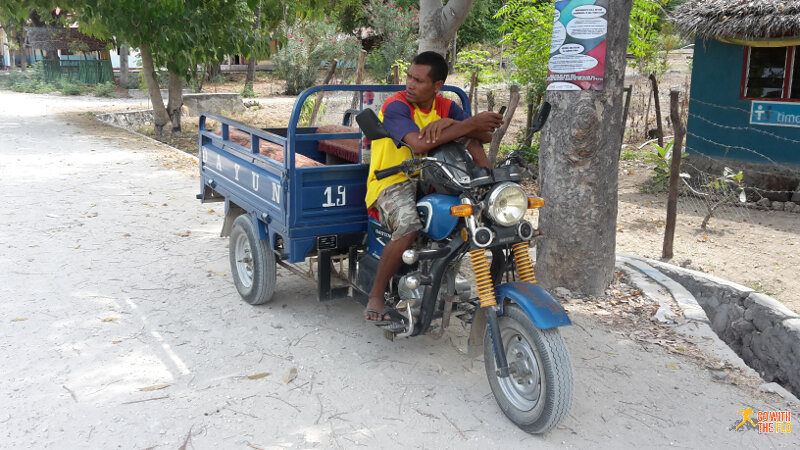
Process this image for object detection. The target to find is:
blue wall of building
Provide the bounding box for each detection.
[687,39,800,166]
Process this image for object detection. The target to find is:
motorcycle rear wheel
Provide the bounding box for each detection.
[229,215,276,305]
[483,304,573,434]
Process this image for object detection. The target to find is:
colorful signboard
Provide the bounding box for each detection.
[546,0,608,91]
[750,100,800,128]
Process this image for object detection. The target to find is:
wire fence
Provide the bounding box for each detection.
[625,92,800,313]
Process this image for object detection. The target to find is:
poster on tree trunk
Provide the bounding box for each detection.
[546,0,608,91]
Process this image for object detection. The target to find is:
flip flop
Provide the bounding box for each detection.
[372,307,408,333]
[364,308,391,322]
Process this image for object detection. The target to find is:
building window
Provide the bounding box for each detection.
[792,49,800,99]
[743,46,800,100]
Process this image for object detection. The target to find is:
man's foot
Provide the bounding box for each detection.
[364,297,390,322]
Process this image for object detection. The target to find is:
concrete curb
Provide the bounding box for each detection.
[617,255,708,323]
[93,112,199,163]
[618,254,800,399]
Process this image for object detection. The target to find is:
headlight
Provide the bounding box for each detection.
[485,182,528,227]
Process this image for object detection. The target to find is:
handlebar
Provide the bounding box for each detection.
[374,165,404,180]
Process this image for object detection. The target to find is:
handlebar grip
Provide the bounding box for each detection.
[374,166,403,180]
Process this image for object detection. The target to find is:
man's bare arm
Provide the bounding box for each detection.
[466,130,494,143]
[466,139,490,168]
[402,111,503,154]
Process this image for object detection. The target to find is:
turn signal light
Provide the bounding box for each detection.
[450,205,473,217]
[528,197,546,209]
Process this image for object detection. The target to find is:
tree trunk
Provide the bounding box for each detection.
[418,0,474,56]
[468,71,477,110]
[449,32,457,71]
[488,85,520,166]
[119,43,130,88]
[17,33,26,71]
[140,45,171,139]
[536,1,633,296]
[245,2,262,90]
[207,62,221,82]
[167,70,184,135]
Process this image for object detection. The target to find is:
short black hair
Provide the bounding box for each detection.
[412,51,448,84]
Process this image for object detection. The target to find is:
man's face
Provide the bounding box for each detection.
[405,63,443,105]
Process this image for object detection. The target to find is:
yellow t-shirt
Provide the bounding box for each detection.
[364,91,466,207]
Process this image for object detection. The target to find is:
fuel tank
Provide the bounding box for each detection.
[366,193,461,258]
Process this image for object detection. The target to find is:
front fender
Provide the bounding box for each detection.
[495,282,571,329]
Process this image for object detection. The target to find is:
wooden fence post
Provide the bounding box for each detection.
[350,50,367,110]
[649,73,664,147]
[309,60,338,127]
[662,90,685,259]
[620,85,632,145]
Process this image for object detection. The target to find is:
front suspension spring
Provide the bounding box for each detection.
[469,249,497,307]
[512,241,536,283]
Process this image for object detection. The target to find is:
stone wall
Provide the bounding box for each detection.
[182,93,244,117]
[640,258,800,396]
[95,109,154,130]
[95,93,245,131]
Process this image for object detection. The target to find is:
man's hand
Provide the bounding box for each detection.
[468,111,504,134]
[418,118,455,144]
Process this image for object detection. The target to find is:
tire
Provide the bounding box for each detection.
[229,215,276,305]
[484,304,573,434]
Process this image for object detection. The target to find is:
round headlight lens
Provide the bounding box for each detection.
[486,182,527,227]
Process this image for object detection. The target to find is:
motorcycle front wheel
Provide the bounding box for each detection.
[483,304,573,434]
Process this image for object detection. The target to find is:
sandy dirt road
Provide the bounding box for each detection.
[0,91,797,449]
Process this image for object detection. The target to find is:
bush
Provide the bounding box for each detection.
[57,80,83,95]
[498,135,540,167]
[241,85,256,98]
[210,73,227,84]
[93,82,116,97]
[33,81,58,94]
[138,71,148,92]
[274,20,362,95]
[138,70,169,92]
[366,0,418,83]
[640,141,688,193]
[123,76,139,90]
[3,62,59,94]
[620,147,640,161]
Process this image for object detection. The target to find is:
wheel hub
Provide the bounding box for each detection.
[234,234,254,288]
[497,334,542,411]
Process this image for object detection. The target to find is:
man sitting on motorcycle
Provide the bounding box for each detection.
[364,51,504,322]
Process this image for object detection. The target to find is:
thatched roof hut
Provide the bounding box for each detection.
[24,27,109,52]
[671,0,800,41]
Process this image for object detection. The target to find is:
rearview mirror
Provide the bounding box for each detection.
[530,102,551,133]
[356,109,392,141]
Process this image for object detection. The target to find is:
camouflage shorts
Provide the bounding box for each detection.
[375,179,422,240]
